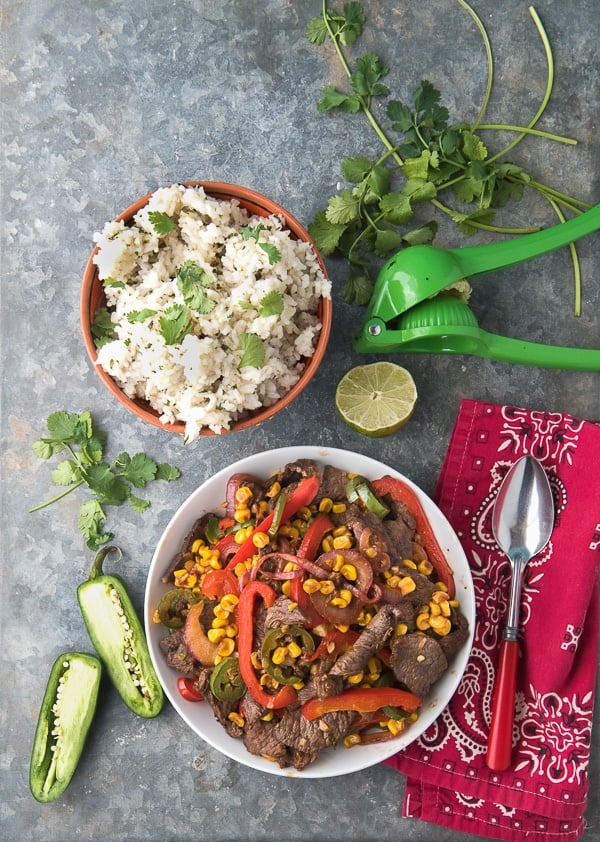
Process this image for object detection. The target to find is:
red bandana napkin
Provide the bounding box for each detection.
[385,399,600,842]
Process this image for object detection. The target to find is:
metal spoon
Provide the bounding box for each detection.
[486,455,554,771]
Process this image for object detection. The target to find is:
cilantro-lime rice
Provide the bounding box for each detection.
[92,184,331,440]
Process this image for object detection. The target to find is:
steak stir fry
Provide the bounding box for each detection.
[154,460,469,770]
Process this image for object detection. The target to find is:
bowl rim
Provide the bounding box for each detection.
[80,181,332,436]
[144,445,476,778]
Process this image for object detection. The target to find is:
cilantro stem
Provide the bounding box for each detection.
[455,0,493,128]
[488,6,554,164]
[477,124,577,145]
[29,480,85,513]
[321,0,404,168]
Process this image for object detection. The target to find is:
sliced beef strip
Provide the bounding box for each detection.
[272,706,356,759]
[390,633,448,697]
[329,605,403,679]
[274,459,322,486]
[316,465,349,503]
[339,503,415,566]
[194,669,243,739]
[243,719,292,768]
[264,595,311,629]
[437,610,470,662]
[159,630,198,676]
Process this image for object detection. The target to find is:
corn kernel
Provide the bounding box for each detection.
[235,486,253,503]
[340,563,358,581]
[234,507,251,524]
[152,608,161,624]
[344,733,362,748]
[293,680,305,690]
[319,579,335,595]
[303,578,322,594]
[211,616,228,629]
[347,672,364,685]
[225,624,238,638]
[332,526,348,538]
[257,500,269,516]
[191,538,204,554]
[250,651,262,670]
[234,562,247,578]
[298,506,313,520]
[367,657,382,675]
[331,502,346,514]
[207,627,226,643]
[416,612,430,631]
[318,497,333,513]
[321,536,334,553]
[252,531,270,549]
[228,711,245,728]
[173,570,197,589]
[386,718,405,736]
[220,593,239,611]
[364,546,378,559]
[395,623,409,636]
[217,638,235,658]
[429,602,441,616]
[402,558,417,569]
[287,641,302,659]
[399,576,416,595]
[418,559,434,576]
[332,553,344,572]
[435,581,449,593]
[281,581,291,597]
[271,646,288,665]
[265,482,281,498]
[429,615,452,636]
[335,624,350,633]
[332,534,353,550]
[261,711,275,722]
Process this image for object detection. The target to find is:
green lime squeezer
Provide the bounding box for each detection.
[353,205,600,370]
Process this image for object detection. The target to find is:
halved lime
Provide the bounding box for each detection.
[335,362,418,437]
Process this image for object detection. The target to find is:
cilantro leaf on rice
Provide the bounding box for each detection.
[159,305,193,345]
[259,291,284,318]
[239,332,265,369]
[148,211,177,234]
[176,260,216,315]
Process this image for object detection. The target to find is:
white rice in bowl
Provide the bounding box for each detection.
[91,184,331,440]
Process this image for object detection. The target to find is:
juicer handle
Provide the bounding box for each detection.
[486,640,519,771]
[452,204,600,279]
[482,332,600,370]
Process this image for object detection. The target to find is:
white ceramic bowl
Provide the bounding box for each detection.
[144,446,475,778]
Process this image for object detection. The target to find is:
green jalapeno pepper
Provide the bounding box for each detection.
[157,587,198,629]
[209,656,246,702]
[261,625,315,685]
[346,476,390,519]
[77,545,164,718]
[29,652,102,803]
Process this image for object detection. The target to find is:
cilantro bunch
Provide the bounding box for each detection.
[307,1,591,314]
[30,411,181,550]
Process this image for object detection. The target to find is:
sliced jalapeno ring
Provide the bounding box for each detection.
[157,587,199,629]
[209,656,246,702]
[346,476,390,519]
[267,491,288,538]
[261,625,315,685]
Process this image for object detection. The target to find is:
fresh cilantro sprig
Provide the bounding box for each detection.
[148,210,177,235]
[176,260,216,315]
[241,224,282,265]
[30,411,181,550]
[307,1,591,314]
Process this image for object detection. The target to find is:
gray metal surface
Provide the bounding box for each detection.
[2,1,599,840]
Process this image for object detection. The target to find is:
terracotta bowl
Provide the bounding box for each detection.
[80,182,332,436]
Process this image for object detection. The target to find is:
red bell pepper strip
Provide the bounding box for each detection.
[371,475,456,599]
[290,513,335,626]
[225,475,321,571]
[177,677,204,702]
[201,568,239,599]
[301,686,422,720]
[302,628,359,663]
[298,513,334,560]
[237,580,297,710]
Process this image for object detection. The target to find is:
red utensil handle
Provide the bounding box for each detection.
[486,639,519,771]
